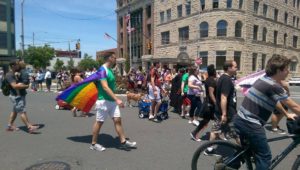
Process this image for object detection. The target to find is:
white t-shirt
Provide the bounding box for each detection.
[187,75,203,96]
[44,71,51,79]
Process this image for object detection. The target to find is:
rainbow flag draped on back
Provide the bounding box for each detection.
[56,71,105,113]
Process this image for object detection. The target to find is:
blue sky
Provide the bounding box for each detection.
[15,0,117,58]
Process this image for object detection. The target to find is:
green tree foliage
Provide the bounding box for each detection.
[53,58,64,71]
[67,58,75,70]
[23,45,55,69]
[77,53,99,71]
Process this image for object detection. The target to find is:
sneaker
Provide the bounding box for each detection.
[271,127,286,135]
[89,144,106,151]
[121,140,137,148]
[192,120,199,126]
[188,120,193,124]
[149,115,155,120]
[190,133,201,142]
[204,148,220,156]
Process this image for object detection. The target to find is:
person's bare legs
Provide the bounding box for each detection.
[150,100,157,118]
[8,112,17,126]
[271,113,284,129]
[154,102,161,117]
[91,121,104,144]
[113,117,126,143]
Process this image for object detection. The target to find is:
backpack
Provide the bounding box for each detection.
[1,78,11,96]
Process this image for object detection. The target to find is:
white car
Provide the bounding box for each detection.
[289,77,300,86]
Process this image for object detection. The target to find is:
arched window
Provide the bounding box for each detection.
[217,20,227,36]
[235,21,243,37]
[284,33,288,46]
[200,22,209,38]
[262,27,267,42]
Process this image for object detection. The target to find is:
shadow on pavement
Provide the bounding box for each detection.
[67,134,137,151]
[18,124,45,134]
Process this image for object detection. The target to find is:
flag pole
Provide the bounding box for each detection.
[129,31,132,69]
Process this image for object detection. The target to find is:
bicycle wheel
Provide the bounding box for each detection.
[292,156,300,170]
[191,140,254,170]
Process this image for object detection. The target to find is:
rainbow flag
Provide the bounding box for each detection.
[56,71,105,113]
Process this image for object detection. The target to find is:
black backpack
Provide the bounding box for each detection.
[1,78,11,96]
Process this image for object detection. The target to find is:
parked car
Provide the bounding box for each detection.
[289,77,300,86]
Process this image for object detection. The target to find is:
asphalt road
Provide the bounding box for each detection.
[0,87,300,170]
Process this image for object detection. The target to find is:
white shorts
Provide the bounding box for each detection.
[148,85,161,102]
[95,100,121,122]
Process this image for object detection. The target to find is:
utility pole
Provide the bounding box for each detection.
[21,0,25,59]
[32,32,34,46]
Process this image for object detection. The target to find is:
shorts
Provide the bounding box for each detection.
[148,85,161,102]
[9,95,26,113]
[95,100,121,122]
[182,94,191,106]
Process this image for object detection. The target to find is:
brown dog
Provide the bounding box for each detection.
[126,91,145,107]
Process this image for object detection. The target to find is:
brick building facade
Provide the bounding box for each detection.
[154,0,300,76]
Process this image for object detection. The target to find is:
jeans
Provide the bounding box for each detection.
[234,116,272,170]
[187,95,201,118]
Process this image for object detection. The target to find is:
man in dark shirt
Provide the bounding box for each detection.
[6,60,38,133]
[204,60,238,155]
[234,55,300,169]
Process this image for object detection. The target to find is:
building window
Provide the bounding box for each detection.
[186,1,191,16]
[199,51,208,69]
[167,9,171,21]
[293,16,296,27]
[290,60,298,72]
[146,5,151,18]
[297,17,300,28]
[179,26,189,42]
[216,51,226,70]
[274,8,278,21]
[263,4,268,17]
[0,32,7,48]
[200,22,209,38]
[235,21,243,37]
[213,0,219,9]
[252,53,257,71]
[227,0,232,8]
[120,32,123,44]
[261,54,266,70]
[200,0,205,10]
[160,11,164,23]
[253,25,258,40]
[285,0,288,4]
[239,0,243,9]
[161,31,170,45]
[294,0,297,7]
[285,12,288,24]
[119,17,123,28]
[262,27,267,42]
[254,1,259,14]
[217,20,227,36]
[234,51,241,70]
[274,31,278,44]
[177,5,183,18]
[284,33,288,46]
[293,36,298,48]
[298,0,300,9]
[0,4,6,21]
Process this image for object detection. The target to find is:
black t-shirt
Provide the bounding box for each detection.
[205,77,217,105]
[6,71,27,96]
[215,74,236,119]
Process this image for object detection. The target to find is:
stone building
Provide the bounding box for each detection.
[115,0,154,72]
[154,0,300,76]
[0,0,16,73]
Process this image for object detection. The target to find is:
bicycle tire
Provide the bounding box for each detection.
[292,156,300,170]
[191,140,253,170]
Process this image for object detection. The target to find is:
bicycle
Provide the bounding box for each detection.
[191,133,300,170]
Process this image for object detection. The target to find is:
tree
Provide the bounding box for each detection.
[53,58,64,71]
[77,53,98,71]
[67,58,75,70]
[23,45,55,69]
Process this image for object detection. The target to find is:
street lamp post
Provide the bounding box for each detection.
[21,0,25,60]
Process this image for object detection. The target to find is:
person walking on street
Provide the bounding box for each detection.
[6,60,39,133]
[44,69,52,92]
[90,52,137,151]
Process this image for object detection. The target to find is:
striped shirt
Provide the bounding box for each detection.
[238,76,288,126]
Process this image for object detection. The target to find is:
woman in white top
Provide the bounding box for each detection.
[187,66,204,126]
